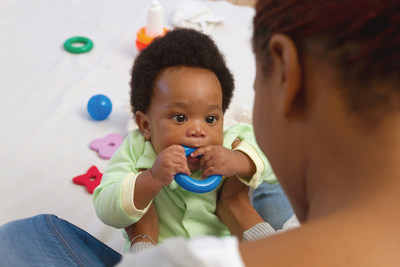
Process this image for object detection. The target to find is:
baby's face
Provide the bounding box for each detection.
[147,66,224,171]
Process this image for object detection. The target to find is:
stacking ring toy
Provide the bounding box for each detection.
[174,146,222,194]
[135,27,168,51]
[64,36,93,54]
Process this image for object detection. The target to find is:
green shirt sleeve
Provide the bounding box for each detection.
[223,123,277,187]
[93,130,155,228]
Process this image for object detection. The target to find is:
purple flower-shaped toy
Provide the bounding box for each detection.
[90,133,124,159]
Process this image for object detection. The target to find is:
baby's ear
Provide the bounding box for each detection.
[135,111,151,140]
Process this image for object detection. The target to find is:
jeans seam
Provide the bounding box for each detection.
[46,215,84,267]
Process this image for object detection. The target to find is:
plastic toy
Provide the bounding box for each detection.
[87,94,112,121]
[72,165,103,194]
[174,146,222,194]
[90,133,124,159]
[136,1,168,51]
[64,36,93,54]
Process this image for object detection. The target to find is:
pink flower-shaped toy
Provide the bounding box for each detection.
[90,133,124,159]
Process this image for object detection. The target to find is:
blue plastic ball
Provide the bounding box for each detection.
[87,94,112,121]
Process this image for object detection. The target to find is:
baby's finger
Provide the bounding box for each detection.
[177,162,191,176]
[163,145,185,157]
[201,166,218,178]
[170,148,190,162]
[198,149,213,164]
[199,154,213,170]
[190,145,212,158]
[231,138,241,149]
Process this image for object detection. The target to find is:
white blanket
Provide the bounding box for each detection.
[0,0,255,254]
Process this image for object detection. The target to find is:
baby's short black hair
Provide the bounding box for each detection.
[130,28,234,114]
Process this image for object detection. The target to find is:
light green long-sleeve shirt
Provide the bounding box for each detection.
[93,123,276,246]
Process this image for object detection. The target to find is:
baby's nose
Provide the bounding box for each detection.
[187,122,206,138]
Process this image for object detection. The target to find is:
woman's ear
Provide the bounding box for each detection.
[269,34,302,115]
[135,111,151,140]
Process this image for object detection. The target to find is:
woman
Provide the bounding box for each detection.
[120,0,400,265]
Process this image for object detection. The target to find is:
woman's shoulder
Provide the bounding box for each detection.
[241,205,400,266]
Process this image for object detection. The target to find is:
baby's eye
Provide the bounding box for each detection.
[205,116,217,124]
[172,114,187,123]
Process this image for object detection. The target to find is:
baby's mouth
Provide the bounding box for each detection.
[187,156,200,164]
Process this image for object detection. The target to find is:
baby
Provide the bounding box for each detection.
[93,28,276,251]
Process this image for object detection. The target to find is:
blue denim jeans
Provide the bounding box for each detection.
[251,182,295,230]
[0,185,293,266]
[0,214,121,267]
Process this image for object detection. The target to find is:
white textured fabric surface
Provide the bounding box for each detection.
[0,0,255,254]
[120,236,245,267]
[171,0,225,33]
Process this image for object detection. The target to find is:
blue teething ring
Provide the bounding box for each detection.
[174,146,222,194]
[64,36,93,54]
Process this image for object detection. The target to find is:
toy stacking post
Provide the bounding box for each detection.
[146,1,164,37]
[136,1,168,51]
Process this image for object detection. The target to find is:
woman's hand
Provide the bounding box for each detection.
[217,177,263,240]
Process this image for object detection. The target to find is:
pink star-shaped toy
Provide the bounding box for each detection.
[90,133,124,160]
[72,166,103,194]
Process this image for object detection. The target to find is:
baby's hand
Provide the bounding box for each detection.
[191,145,242,178]
[150,145,191,188]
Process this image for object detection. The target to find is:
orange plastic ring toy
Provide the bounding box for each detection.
[135,39,148,51]
[136,26,168,45]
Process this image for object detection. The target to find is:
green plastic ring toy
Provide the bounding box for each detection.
[64,36,93,54]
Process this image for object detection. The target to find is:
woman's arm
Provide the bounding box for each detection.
[217,177,265,240]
